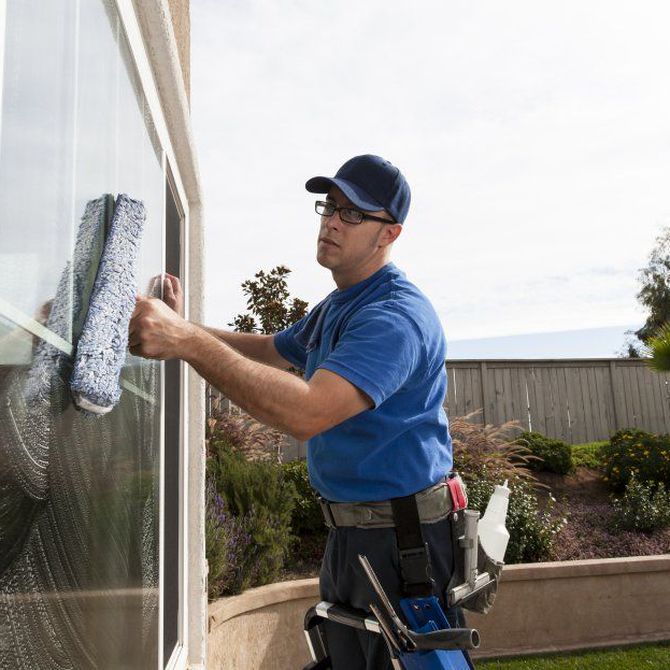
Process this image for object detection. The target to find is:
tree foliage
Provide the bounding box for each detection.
[647,322,670,372]
[632,227,670,349]
[617,332,642,359]
[229,265,308,335]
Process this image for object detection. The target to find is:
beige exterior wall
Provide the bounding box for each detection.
[208,556,670,669]
[167,0,190,99]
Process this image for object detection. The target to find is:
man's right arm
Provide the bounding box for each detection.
[160,274,294,371]
[195,326,292,370]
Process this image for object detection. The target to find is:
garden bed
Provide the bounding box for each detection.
[206,412,670,597]
[537,467,670,561]
[280,465,670,579]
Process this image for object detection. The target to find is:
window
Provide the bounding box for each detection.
[0,1,181,667]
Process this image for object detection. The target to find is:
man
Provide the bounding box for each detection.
[129,154,470,669]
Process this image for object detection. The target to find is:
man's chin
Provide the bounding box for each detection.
[316,251,335,269]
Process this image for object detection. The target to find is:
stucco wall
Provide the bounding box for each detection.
[466,555,670,657]
[209,581,318,669]
[167,0,190,99]
[208,556,670,669]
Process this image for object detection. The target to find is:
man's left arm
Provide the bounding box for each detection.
[128,296,373,441]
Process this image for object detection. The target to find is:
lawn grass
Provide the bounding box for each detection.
[478,642,670,669]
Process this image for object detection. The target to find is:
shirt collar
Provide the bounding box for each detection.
[329,262,396,306]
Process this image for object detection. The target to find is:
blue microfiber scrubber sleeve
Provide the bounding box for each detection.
[24,195,109,406]
[70,193,146,415]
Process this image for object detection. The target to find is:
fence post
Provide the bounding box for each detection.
[609,361,621,431]
[480,361,489,425]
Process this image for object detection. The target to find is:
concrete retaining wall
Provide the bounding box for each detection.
[208,555,670,669]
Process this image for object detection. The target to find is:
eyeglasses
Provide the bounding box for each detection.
[315,200,396,225]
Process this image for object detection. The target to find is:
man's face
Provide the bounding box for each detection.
[316,187,398,272]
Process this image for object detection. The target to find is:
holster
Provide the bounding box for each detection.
[445,509,503,615]
[391,473,504,614]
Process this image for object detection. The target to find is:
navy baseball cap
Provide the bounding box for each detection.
[305,154,411,223]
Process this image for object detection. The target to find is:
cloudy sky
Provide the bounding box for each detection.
[190,0,669,357]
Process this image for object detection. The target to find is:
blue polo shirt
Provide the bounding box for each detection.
[274,262,452,502]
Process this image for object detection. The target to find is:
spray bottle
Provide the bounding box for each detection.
[478,480,511,563]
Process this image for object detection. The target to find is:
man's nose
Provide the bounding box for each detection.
[325,212,343,231]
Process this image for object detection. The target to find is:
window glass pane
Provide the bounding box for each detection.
[0,2,164,668]
[0,0,77,329]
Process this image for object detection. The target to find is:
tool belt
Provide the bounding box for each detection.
[317,473,502,612]
[317,479,453,530]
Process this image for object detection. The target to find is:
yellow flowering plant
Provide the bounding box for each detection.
[602,428,670,492]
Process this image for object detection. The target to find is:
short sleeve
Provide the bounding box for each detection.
[318,306,422,408]
[273,313,309,369]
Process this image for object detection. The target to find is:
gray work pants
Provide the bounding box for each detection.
[318,515,475,670]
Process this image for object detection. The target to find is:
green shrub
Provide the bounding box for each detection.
[282,459,326,536]
[451,418,562,563]
[207,444,296,591]
[602,428,670,492]
[611,474,670,533]
[463,469,565,564]
[571,441,608,469]
[516,431,574,475]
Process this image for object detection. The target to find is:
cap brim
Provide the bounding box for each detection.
[305,176,385,213]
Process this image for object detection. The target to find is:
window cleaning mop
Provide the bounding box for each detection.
[0,195,111,574]
[23,195,111,407]
[1,195,111,503]
[70,194,146,416]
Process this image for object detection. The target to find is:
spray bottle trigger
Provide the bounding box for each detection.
[446,473,468,512]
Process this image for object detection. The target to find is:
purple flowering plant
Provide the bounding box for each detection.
[205,477,253,598]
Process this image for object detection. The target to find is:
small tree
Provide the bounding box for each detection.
[633,227,670,347]
[229,265,308,335]
[616,331,643,358]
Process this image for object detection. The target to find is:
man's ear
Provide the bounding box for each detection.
[382,223,403,246]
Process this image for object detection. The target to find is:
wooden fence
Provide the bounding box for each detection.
[206,358,670,458]
[446,358,670,444]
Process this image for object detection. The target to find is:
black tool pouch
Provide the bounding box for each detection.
[445,509,504,615]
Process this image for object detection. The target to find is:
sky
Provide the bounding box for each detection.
[190,0,670,358]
